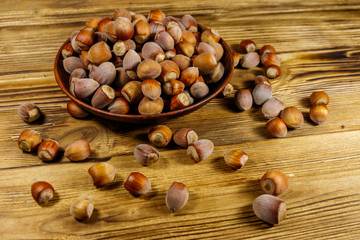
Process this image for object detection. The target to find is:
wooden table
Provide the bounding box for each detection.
[1,0,359,239]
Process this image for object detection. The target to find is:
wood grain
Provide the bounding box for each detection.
[1,0,360,239]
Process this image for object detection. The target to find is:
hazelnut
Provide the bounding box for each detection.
[134,19,151,44]
[240,52,260,69]
[64,139,91,161]
[88,42,112,65]
[163,80,185,96]
[134,144,160,166]
[221,83,234,98]
[148,9,166,22]
[89,62,116,85]
[37,139,60,162]
[91,85,115,109]
[259,45,276,56]
[201,29,220,43]
[108,97,130,114]
[124,172,151,196]
[141,79,162,100]
[62,43,75,59]
[170,92,190,110]
[75,28,95,51]
[190,81,209,99]
[18,103,41,123]
[69,78,100,99]
[141,42,165,63]
[148,125,173,147]
[149,22,166,38]
[176,42,195,58]
[18,129,42,153]
[266,118,287,138]
[254,75,271,85]
[181,14,198,32]
[31,181,55,205]
[114,17,134,40]
[86,17,101,29]
[235,89,253,111]
[113,39,136,57]
[262,97,285,119]
[167,26,182,45]
[224,149,248,170]
[113,8,132,21]
[209,42,224,61]
[121,80,143,103]
[252,82,273,105]
[165,49,176,59]
[252,194,286,225]
[180,67,199,87]
[239,39,256,53]
[206,62,224,84]
[265,64,281,79]
[196,42,216,56]
[187,139,214,163]
[193,53,217,75]
[173,128,198,148]
[70,199,94,220]
[137,59,162,80]
[80,51,91,70]
[232,51,241,67]
[261,52,280,67]
[97,18,112,32]
[309,91,329,105]
[172,54,191,71]
[166,181,189,212]
[181,30,197,45]
[114,67,131,88]
[63,56,85,74]
[260,170,289,196]
[159,60,180,83]
[138,96,164,115]
[88,162,116,187]
[155,30,175,51]
[123,49,142,79]
[69,68,87,83]
[310,105,329,124]
[67,100,89,118]
[280,106,304,128]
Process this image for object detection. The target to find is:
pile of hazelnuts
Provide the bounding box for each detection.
[62,8,226,117]
[228,40,329,138]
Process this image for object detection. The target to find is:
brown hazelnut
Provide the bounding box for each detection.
[63,56,85,74]
[280,106,304,128]
[148,125,173,147]
[113,39,136,57]
[170,92,190,110]
[108,97,130,114]
[136,59,162,80]
[176,42,195,58]
[260,170,289,196]
[134,144,160,166]
[181,14,198,32]
[124,172,151,196]
[75,28,95,51]
[67,100,89,118]
[159,60,180,82]
[141,79,162,100]
[224,149,248,170]
[240,52,260,69]
[209,42,224,61]
[261,52,280,67]
[187,139,214,163]
[37,139,60,162]
[163,80,185,96]
[155,30,175,51]
[266,117,287,138]
[166,181,189,212]
[167,26,182,44]
[18,129,42,153]
[141,42,165,63]
[113,8,132,21]
[232,51,241,67]
[252,83,273,105]
[134,19,151,44]
[310,105,329,124]
[91,85,115,109]
[70,199,94,220]
[252,194,286,225]
[265,64,281,79]
[88,162,116,187]
[31,181,55,205]
[180,67,199,87]
[18,103,41,123]
[235,89,253,111]
[190,81,209,99]
[88,42,112,65]
[138,96,164,115]
[262,97,285,119]
[201,29,220,43]
[148,9,166,22]
[123,49,142,79]
[239,39,257,53]
[193,53,217,75]
[259,45,276,56]
[121,80,143,103]
[172,54,191,71]
[173,128,198,148]
[64,139,91,161]
[309,91,329,105]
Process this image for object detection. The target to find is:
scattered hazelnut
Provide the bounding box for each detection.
[124,172,151,196]
[166,181,189,212]
[18,129,42,153]
[224,149,248,170]
[280,106,304,128]
[259,45,276,56]
[232,51,241,67]
[310,105,329,124]
[187,139,214,163]
[70,199,94,220]
[266,118,288,138]
[265,64,281,79]
[88,162,116,187]
[148,125,173,147]
[67,100,89,118]
[262,97,285,119]
[18,103,41,123]
[31,181,55,205]
[134,144,160,166]
[173,128,199,148]
[64,139,91,161]
[252,194,286,225]
[260,170,289,196]
[252,82,273,105]
[261,52,280,67]
[235,89,253,111]
[254,75,271,85]
[221,83,234,97]
[309,91,329,105]
[239,39,256,53]
[240,52,260,69]
[37,139,60,162]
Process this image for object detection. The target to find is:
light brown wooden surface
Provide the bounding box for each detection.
[1,0,360,239]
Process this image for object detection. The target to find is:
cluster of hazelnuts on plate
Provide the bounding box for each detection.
[17,102,290,224]
[227,40,330,138]
[62,8,227,116]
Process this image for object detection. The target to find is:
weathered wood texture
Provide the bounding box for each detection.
[1,0,360,239]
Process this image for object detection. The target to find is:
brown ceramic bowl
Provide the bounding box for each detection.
[54,25,233,124]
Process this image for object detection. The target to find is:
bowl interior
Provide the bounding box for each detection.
[54,25,233,123]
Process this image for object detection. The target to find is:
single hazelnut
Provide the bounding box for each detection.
[190,81,209,99]
[86,17,101,29]
[309,91,329,105]
[266,117,287,138]
[166,181,189,212]
[88,42,112,65]
[209,42,224,61]
[37,139,60,162]
[62,43,75,59]
[172,54,191,71]
[165,48,176,59]
[75,28,95,51]
[31,181,55,204]
[88,162,116,187]
[224,149,248,170]
[80,51,91,70]
[137,59,162,80]
[121,80,143,103]
[69,68,87,84]
[114,17,134,40]
[196,42,216,57]
[240,52,260,69]
[254,75,271,85]
[176,42,195,58]
[159,60,180,83]
[64,139,91,161]
[123,49,142,79]
[252,83,273,105]
[187,139,214,163]
[181,30,197,45]
[180,67,199,87]
[89,62,116,85]
[280,106,304,128]
[69,78,99,99]
[181,14,197,32]
[232,51,241,67]
[148,125,173,147]
[262,97,285,119]
[155,30,175,51]
[113,39,136,57]
[170,92,190,110]
[148,9,166,22]
[265,64,281,79]
[150,22,166,38]
[310,105,329,124]
[63,56,85,74]
[138,96,164,115]
[239,39,256,53]
[235,89,253,111]
[18,129,42,153]
[221,83,234,98]
[167,26,182,44]
[70,199,94,220]
[134,19,151,44]
[163,80,185,96]
[108,97,130,114]
[18,103,41,123]
[132,13,147,22]
[113,8,132,20]
[260,170,289,196]
[261,52,280,67]
[173,128,199,148]
[124,172,151,196]
[141,79,162,100]
[91,85,115,109]
[205,62,224,84]
[252,194,286,225]
[134,144,160,166]
[67,100,89,118]
[141,42,165,63]
[259,45,276,56]
[201,29,220,43]
[183,90,194,106]
[193,53,217,75]
[97,18,112,32]
[103,21,118,42]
